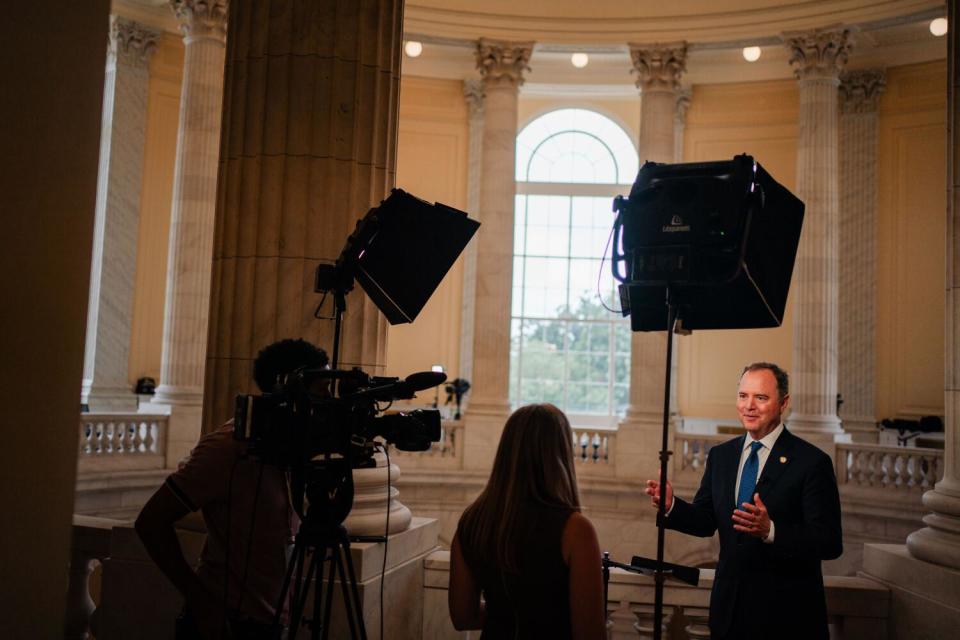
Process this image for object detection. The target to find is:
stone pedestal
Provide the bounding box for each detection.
[345,452,412,536]
[150,0,228,462]
[463,39,532,467]
[860,544,960,639]
[619,42,687,478]
[97,518,438,640]
[783,27,854,442]
[838,69,886,442]
[322,518,440,639]
[82,17,160,412]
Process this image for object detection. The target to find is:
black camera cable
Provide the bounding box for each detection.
[375,441,392,640]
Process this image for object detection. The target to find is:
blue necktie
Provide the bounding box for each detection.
[737,441,764,509]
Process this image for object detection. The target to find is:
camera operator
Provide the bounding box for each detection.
[135,339,328,640]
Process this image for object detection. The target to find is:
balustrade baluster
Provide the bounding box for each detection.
[136,420,147,454]
[633,607,671,639]
[681,606,711,639]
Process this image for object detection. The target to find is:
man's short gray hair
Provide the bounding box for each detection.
[741,362,789,400]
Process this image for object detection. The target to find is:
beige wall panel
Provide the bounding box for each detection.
[678,80,798,420]
[876,61,946,420]
[128,34,184,384]
[386,77,468,381]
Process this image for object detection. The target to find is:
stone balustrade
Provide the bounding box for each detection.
[672,432,728,488]
[78,413,167,473]
[573,427,615,465]
[835,442,944,496]
[423,550,890,639]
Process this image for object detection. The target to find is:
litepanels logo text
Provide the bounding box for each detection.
[662,214,691,233]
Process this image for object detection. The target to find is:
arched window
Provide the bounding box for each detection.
[510,109,637,424]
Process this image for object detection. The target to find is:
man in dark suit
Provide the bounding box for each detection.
[645,362,842,640]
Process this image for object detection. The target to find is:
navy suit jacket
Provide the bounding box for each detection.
[665,428,842,640]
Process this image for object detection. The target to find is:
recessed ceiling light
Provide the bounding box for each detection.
[571,52,589,68]
[404,41,423,57]
[742,46,762,62]
[930,18,948,37]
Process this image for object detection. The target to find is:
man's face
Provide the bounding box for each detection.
[737,368,788,440]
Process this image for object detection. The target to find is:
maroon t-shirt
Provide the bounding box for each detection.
[166,423,297,623]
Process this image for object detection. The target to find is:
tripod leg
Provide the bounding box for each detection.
[320,544,343,640]
[274,540,303,630]
[291,545,320,637]
[333,544,363,640]
[338,533,367,639]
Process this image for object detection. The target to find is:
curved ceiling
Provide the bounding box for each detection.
[405,0,942,44]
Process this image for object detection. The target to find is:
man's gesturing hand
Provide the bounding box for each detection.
[644,478,673,512]
[732,493,771,539]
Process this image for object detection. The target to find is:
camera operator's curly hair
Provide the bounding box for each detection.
[253,338,328,392]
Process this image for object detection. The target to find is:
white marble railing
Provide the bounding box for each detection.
[423,550,889,639]
[836,442,943,494]
[573,427,616,468]
[390,420,464,470]
[672,433,728,487]
[78,413,167,472]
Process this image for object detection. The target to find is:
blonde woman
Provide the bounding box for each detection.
[449,404,606,639]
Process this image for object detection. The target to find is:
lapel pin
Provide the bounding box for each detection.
[779,456,787,464]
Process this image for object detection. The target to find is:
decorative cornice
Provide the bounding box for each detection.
[628,42,687,92]
[783,27,855,81]
[475,39,534,87]
[170,0,228,42]
[463,78,485,118]
[839,69,886,114]
[108,15,161,67]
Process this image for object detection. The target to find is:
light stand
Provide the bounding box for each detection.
[610,155,804,639]
[652,286,681,640]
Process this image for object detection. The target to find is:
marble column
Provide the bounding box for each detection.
[457,79,484,403]
[151,0,227,465]
[203,0,403,533]
[782,28,854,445]
[906,0,960,570]
[81,17,160,413]
[463,39,532,469]
[838,69,885,443]
[618,42,687,477]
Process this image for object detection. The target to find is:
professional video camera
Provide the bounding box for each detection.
[232,189,478,640]
[233,366,446,467]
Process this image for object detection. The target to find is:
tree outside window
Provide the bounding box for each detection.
[510,109,638,426]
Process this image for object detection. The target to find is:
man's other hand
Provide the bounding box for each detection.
[644,478,673,512]
[732,493,772,539]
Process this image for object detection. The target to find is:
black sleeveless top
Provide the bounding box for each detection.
[457,503,575,639]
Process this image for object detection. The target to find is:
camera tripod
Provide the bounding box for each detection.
[274,516,367,640]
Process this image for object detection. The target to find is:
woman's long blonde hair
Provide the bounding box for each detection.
[457,403,581,572]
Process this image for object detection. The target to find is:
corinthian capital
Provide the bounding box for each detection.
[108,16,160,67]
[839,69,886,114]
[170,0,228,42]
[629,42,687,92]
[783,27,855,80]
[475,39,534,88]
